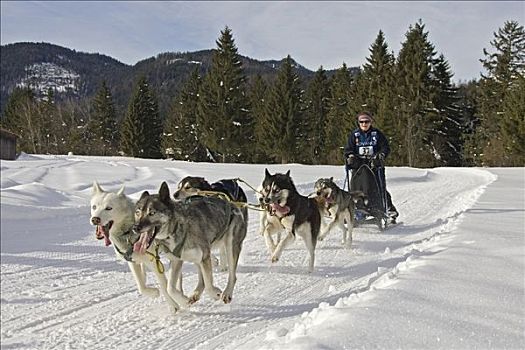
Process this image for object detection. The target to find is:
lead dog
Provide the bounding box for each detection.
[261,169,321,272]
[89,182,188,313]
[134,181,247,304]
[313,177,367,248]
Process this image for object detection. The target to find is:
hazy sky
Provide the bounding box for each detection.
[1,1,523,82]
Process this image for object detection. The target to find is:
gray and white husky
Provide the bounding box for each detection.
[260,169,321,272]
[313,177,367,248]
[89,182,188,313]
[173,176,249,271]
[173,176,248,223]
[134,181,247,304]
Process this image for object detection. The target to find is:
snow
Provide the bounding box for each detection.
[1,154,524,350]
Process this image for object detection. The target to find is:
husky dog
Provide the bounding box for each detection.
[90,182,188,313]
[174,176,248,222]
[313,177,367,248]
[261,169,321,272]
[134,182,247,304]
[173,176,248,271]
[257,182,284,254]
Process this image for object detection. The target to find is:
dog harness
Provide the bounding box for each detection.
[112,230,138,262]
[113,230,165,273]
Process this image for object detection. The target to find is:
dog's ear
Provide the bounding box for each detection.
[265,168,271,178]
[117,185,125,196]
[285,170,290,177]
[159,181,170,204]
[139,191,150,201]
[330,177,333,182]
[92,181,103,194]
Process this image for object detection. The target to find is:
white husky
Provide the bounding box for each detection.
[89,181,188,313]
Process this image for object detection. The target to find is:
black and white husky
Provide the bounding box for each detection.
[89,182,188,313]
[134,182,247,304]
[261,169,321,272]
[313,177,367,248]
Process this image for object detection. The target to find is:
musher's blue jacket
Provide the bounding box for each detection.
[344,127,390,169]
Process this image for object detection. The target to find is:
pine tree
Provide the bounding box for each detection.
[250,74,270,163]
[1,87,33,133]
[359,30,400,164]
[472,20,525,166]
[395,20,438,167]
[162,68,206,161]
[0,87,39,153]
[197,26,250,162]
[302,67,330,164]
[325,63,354,164]
[58,98,91,155]
[428,54,464,166]
[500,74,525,165]
[263,55,304,164]
[87,81,119,156]
[120,77,163,158]
[37,88,59,154]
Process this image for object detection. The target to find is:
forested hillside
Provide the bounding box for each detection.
[0,42,331,117]
[1,20,523,167]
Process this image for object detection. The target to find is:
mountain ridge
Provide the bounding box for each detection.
[0,42,359,116]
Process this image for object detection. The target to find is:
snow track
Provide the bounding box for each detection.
[1,156,496,349]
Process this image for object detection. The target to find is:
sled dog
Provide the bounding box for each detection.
[89,182,188,313]
[173,176,249,271]
[313,177,367,248]
[261,169,321,272]
[256,182,284,254]
[134,181,247,304]
[174,176,248,223]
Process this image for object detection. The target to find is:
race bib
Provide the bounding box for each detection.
[358,146,374,156]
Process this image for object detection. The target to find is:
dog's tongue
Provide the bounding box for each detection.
[133,231,151,254]
[271,203,290,215]
[96,226,112,246]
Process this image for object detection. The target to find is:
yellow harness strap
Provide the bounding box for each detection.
[145,245,165,274]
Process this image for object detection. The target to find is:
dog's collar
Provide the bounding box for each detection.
[113,231,135,262]
[113,230,141,262]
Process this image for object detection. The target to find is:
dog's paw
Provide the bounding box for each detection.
[188,292,201,304]
[171,294,191,308]
[201,286,222,301]
[141,287,160,298]
[169,304,180,314]
[271,255,279,263]
[221,292,233,304]
[318,235,325,241]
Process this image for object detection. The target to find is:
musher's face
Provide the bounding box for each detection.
[358,115,372,131]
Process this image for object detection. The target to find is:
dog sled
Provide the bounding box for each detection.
[345,155,395,231]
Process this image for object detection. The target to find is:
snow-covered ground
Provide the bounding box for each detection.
[1,154,523,350]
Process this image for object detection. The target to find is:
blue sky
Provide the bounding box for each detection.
[1,1,523,82]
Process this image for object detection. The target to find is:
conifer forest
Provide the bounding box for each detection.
[1,20,524,167]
